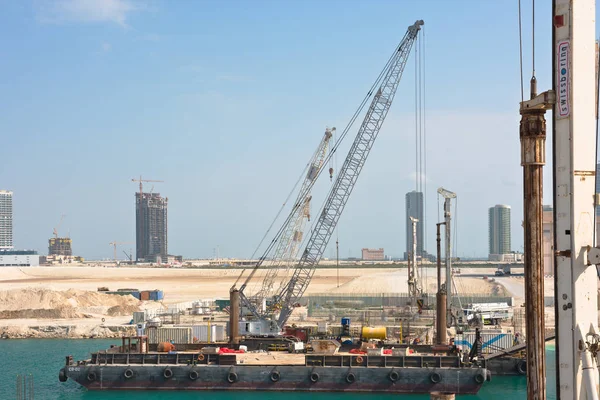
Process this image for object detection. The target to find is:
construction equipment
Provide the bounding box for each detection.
[109,241,133,263]
[407,216,421,305]
[437,187,456,325]
[53,214,66,238]
[551,0,600,398]
[248,128,334,312]
[123,250,133,263]
[131,176,164,196]
[235,20,423,335]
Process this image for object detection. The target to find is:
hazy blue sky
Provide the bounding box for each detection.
[1,0,598,260]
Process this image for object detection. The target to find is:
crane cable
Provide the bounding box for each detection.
[422,26,428,290]
[595,39,600,266]
[240,32,412,290]
[518,0,524,102]
[236,160,310,287]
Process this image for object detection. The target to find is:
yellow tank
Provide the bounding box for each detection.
[361,326,386,341]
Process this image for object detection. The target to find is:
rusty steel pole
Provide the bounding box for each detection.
[436,223,444,293]
[520,79,552,400]
[436,222,447,345]
[229,288,240,345]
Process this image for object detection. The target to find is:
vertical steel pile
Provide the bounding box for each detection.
[436,222,447,345]
[229,289,240,345]
[519,79,552,400]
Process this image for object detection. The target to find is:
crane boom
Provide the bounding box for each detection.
[274,20,423,329]
[251,128,334,309]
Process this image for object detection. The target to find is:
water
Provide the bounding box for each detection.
[0,339,556,399]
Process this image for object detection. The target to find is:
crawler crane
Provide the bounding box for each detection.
[233,20,424,336]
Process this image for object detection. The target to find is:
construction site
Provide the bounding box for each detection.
[0,0,595,398]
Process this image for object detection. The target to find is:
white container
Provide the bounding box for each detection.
[289,342,305,353]
[213,325,226,342]
[367,348,383,356]
[454,332,515,354]
[239,345,248,352]
[317,322,329,334]
[147,327,193,344]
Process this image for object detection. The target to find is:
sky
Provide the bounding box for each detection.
[1,0,599,261]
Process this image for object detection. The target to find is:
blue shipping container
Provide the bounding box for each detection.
[341,317,350,326]
[149,290,164,301]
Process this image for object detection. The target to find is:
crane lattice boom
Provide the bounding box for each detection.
[251,128,334,309]
[273,20,424,329]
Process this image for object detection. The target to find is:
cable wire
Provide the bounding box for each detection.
[594,40,600,248]
[518,0,524,102]
[532,0,535,77]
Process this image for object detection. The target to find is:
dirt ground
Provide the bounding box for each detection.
[0,265,524,337]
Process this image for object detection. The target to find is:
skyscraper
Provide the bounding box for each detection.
[488,204,511,259]
[405,191,424,258]
[0,190,13,249]
[135,192,168,261]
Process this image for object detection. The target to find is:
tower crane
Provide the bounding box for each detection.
[247,128,335,312]
[131,176,164,196]
[53,214,66,238]
[234,20,424,335]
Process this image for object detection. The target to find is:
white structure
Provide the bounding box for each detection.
[0,190,13,249]
[0,250,39,267]
[553,0,600,397]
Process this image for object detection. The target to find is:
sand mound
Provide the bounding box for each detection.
[0,289,141,319]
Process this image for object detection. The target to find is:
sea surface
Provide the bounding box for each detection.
[0,339,556,399]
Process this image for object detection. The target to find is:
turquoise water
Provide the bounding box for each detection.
[0,339,556,399]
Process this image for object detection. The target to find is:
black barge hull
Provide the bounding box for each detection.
[60,352,489,394]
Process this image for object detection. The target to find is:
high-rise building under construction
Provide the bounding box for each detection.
[0,190,13,250]
[135,192,168,261]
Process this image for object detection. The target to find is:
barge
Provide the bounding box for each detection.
[59,338,490,394]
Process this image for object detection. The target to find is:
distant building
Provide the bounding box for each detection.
[145,254,183,264]
[0,190,13,249]
[135,192,168,261]
[361,248,384,261]
[488,204,511,260]
[48,237,73,256]
[405,191,424,259]
[0,249,38,267]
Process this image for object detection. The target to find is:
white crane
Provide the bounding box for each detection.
[235,20,424,335]
[250,128,334,311]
